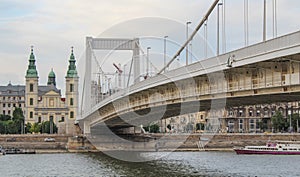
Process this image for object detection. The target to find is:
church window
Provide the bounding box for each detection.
[49,99,54,107]
[70,98,74,106]
[30,98,34,105]
[30,84,34,92]
[70,84,74,92]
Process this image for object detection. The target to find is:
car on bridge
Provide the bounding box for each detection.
[44,138,55,142]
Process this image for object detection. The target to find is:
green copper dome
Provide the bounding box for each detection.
[47,68,56,86]
[66,47,78,78]
[26,47,38,78]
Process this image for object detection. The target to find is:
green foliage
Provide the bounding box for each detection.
[29,122,41,133]
[0,114,11,121]
[25,122,32,134]
[40,121,58,134]
[144,123,160,133]
[271,111,288,132]
[6,120,18,134]
[0,108,58,134]
[0,108,25,134]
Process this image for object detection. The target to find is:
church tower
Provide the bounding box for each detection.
[65,47,79,135]
[47,68,56,86]
[25,46,39,124]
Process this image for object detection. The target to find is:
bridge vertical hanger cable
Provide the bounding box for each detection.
[273,0,278,38]
[222,0,226,53]
[157,0,220,75]
[263,0,267,42]
[244,0,249,46]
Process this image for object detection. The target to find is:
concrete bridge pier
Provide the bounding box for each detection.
[83,121,91,134]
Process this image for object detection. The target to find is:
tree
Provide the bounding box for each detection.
[0,114,11,121]
[6,120,18,134]
[271,111,288,132]
[30,122,41,133]
[25,122,32,134]
[40,121,58,134]
[12,108,25,134]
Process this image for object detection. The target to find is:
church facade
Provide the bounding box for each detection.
[0,47,79,135]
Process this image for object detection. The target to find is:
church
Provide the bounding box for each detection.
[0,47,79,135]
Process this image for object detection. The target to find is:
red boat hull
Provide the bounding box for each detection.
[234,149,300,155]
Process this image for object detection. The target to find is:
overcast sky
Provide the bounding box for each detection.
[0,0,299,95]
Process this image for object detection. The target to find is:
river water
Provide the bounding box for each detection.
[0,151,299,177]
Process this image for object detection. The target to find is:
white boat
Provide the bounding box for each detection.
[234,141,300,155]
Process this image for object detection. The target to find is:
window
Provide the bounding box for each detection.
[249,109,253,117]
[19,97,21,100]
[70,98,74,106]
[61,117,65,122]
[8,110,10,115]
[249,119,255,131]
[2,97,5,100]
[38,117,41,123]
[30,112,33,118]
[239,119,244,132]
[239,110,243,117]
[3,103,5,107]
[49,99,54,107]
[19,104,22,108]
[229,110,234,117]
[2,110,5,115]
[30,84,34,92]
[70,111,74,118]
[70,84,74,92]
[13,97,15,100]
[256,110,260,116]
[30,98,33,105]
[8,103,11,107]
[13,104,16,107]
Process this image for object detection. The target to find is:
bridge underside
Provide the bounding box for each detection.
[97,91,300,130]
[84,31,300,132]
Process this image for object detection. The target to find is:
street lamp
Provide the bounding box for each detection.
[146,47,151,78]
[217,3,223,56]
[164,36,168,73]
[123,64,127,88]
[204,21,208,59]
[186,21,192,66]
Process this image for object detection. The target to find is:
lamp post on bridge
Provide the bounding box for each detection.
[146,47,151,78]
[164,36,168,73]
[186,21,191,66]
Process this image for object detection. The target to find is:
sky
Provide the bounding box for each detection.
[0,0,299,96]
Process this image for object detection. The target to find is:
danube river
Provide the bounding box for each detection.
[0,152,299,177]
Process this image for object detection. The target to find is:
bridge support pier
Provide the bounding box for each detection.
[83,121,91,134]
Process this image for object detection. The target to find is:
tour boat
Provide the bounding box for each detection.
[234,141,300,155]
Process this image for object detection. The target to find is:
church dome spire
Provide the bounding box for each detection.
[66,46,78,78]
[47,68,56,86]
[26,46,38,78]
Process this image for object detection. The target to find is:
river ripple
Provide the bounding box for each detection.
[0,152,299,177]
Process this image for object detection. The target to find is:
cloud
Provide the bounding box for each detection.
[0,0,299,96]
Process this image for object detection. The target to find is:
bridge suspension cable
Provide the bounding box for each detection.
[157,0,220,75]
